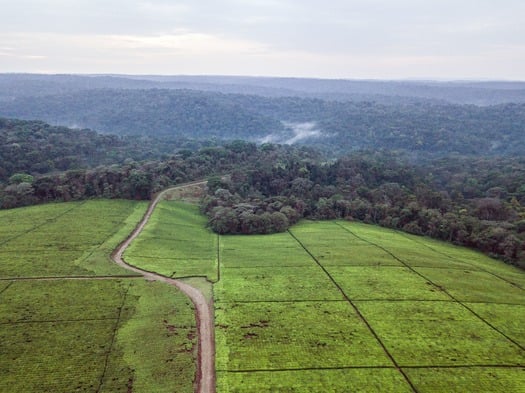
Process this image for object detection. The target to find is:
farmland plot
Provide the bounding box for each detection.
[216,219,525,392]
[0,200,197,393]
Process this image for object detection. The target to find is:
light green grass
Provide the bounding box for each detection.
[466,303,525,347]
[404,367,525,393]
[326,266,450,300]
[215,266,343,302]
[215,301,393,371]
[0,320,116,393]
[0,200,197,393]
[115,280,197,393]
[216,218,525,392]
[413,267,525,304]
[125,201,218,281]
[0,200,148,277]
[355,301,524,366]
[217,368,414,393]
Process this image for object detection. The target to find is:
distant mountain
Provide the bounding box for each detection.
[2,73,525,105]
[1,74,525,159]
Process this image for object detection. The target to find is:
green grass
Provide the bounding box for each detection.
[215,266,343,302]
[404,367,525,393]
[355,301,524,366]
[217,368,414,393]
[215,301,393,371]
[0,200,198,393]
[215,218,525,392]
[325,266,450,300]
[125,201,218,281]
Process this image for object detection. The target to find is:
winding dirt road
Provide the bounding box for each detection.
[111,181,215,393]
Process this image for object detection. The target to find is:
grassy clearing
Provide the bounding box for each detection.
[215,301,393,371]
[326,266,450,301]
[355,301,524,366]
[217,368,414,393]
[125,201,218,281]
[466,303,525,347]
[404,367,525,393]
[216,266,343,302]
[414,267,525,304]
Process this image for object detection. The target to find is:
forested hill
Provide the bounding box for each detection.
[1,88,524,158]
[0,118,214,181]
[2,74,525,105]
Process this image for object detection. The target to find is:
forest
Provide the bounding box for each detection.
[1,74,524,268]
[1,130,524,268]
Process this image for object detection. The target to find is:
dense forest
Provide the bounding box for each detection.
[0,118,216,181]
[1,74,524,268]
[1,132,524,268]
[2,87,525,158]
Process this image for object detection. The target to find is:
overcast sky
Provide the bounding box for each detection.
[1,0,524,79]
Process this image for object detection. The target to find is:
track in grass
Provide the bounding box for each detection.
[0,199,198,393]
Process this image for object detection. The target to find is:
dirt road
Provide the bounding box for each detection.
[111,182,215,393]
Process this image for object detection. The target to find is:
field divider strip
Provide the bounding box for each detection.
[396,231,524,290]
[217,363,525,373]
[95,284,130,393]
[335,222,525,353]
[287,229,419,393]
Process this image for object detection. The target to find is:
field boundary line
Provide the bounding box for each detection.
[217,363,525,373]
[96,284,130,393]
[396,231,524,290]
[218,299,347,304]
[335,222,525,353]
[287,229,419,393]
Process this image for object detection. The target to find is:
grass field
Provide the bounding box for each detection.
[124,201,219,282]
[0,200,197,393]
[2,198,524,392]
[215,219,525,392]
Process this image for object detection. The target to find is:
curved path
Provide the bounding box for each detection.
[111,181,215,393]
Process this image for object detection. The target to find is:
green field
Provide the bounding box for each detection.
[119,200,525,392]
[124,201,219,282]
[2,198,524,392]
[0,200,197,393]
[215,220,525,392]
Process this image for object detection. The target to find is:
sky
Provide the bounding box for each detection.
[1,0,524,79]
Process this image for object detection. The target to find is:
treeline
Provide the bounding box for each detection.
[200,149,525,268]
[2,137,524,267]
